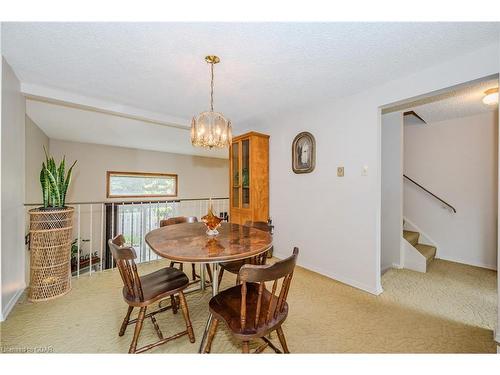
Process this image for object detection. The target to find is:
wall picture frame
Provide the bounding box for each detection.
[292,131,316,174]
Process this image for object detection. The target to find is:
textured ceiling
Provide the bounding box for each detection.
[3,22,500,129]
[401,77,499,124]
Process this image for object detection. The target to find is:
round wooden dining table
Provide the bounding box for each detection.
[145,221,273,353]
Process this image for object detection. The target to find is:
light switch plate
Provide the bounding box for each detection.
[337,167,344,177]
[362,166,368,176]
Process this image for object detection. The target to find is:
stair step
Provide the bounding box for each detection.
[415,244,437,266]
[403,230,419,246]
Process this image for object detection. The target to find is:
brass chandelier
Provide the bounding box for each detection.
[191,55,232,148]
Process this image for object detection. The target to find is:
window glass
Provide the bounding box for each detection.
[107,172,177,198]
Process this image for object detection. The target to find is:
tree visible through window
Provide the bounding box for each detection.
[107,171,178,198]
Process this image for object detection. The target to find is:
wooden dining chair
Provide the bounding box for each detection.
[109,235,195,353]
[204,247,299,354]
[160,216,213,283]
[218,221,273,286]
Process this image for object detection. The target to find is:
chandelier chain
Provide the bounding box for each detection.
[210,62,214,111]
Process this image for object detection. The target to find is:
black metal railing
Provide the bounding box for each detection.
[403,175,457,213]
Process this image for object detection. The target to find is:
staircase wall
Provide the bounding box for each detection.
[401,237,427,273]
[404,111,498,270]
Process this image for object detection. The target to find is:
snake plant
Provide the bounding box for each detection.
[40,147,77,209]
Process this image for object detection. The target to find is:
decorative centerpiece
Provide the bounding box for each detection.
[28,149,77,302]
[201,201,222,236]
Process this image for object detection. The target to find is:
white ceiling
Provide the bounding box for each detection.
[401,77,499,124]
[3,22,500,155]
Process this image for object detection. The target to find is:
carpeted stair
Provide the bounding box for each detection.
[403,230,436,267]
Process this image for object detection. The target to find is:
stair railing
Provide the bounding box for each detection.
[403,175,457,213]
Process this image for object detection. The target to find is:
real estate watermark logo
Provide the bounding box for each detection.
[1,345,54,353]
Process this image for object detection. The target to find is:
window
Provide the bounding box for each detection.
[106,171,178,198]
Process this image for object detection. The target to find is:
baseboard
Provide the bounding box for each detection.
[381,263,402,275]
[436,254,497,270]
[372,285,384,295]
[1,285,25,322]
[380,263,403,275]
[381,264,392,274]
[273,251,383,296]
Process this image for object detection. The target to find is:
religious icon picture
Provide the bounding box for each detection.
[292,131,316,174]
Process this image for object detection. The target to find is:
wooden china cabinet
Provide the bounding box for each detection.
[229,131,269,225]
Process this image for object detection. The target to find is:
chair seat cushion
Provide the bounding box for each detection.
[219,247,272,274]
[209,283,288,339]
[219,259,247,274]
[123,266,189,306]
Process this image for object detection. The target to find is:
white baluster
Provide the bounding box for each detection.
[148,202,151,262]
[156,201,160,228]
[121,202,125,236]
[100,203,104,272]
[139,202,144,263]
[89,204,93,276]
[156,202,160,260]
[130,202,134,253]
[111,202,115,268]
[77,204,81,278]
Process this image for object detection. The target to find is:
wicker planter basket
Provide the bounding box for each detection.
[28,207,74,302]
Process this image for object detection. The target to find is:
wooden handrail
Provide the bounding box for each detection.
[403,175,456,213]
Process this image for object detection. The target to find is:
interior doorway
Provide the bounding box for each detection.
[380,74,499,333]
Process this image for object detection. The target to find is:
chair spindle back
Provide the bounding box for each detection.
[243,221,273,266]
[238,247,299,330]
[108,234,144,301]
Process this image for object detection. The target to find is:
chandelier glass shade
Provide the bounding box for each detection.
[191,55,232,148]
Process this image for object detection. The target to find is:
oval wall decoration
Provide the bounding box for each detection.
[292,132,316,174]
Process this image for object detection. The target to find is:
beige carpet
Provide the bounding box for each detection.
[0,258,497,353]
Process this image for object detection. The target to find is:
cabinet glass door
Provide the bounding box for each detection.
[242,139,250,208]
[231,142,240,208]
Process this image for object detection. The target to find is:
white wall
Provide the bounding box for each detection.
[45,139,229,265]
[1,57,26,321]
[25,115,49,204]
[46,139,229,204]
[381,112,403,272]
[0,22,3,319]
[404,112,498,269]
[251,43,499,295]
[404,111,498,269]
[497,37,500,350]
